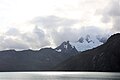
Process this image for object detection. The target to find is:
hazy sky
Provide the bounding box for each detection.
[0,0,119,50]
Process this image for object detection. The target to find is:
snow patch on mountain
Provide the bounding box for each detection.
[56,49,62,52]
[55,41,78,54]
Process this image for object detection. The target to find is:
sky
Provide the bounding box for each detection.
[0,0,119,50]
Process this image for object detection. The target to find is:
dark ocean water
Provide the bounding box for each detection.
[0,72,120,80]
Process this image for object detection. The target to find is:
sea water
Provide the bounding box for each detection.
[0,72,120,80]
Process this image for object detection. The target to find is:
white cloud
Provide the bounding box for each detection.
[30,15,79,46]
[101,0,120,31]
[0,26,50,50]
[0,0,117,50]
[31,15,110,47]
[5,28,20,36]
[1,38,29,50]
[31,15,78,29]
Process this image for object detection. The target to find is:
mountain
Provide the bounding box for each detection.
[55,33,120,72]
[70,34,108,52]
[0,32,113,71]
[55,41,78,55]
[0,42,78,71]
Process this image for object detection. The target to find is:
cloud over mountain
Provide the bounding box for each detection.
[0,0,118,50]
[31,15,79,45]
[0,15,109,50]
[31,15,109,46]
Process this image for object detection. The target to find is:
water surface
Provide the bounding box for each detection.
[0,72,120,80]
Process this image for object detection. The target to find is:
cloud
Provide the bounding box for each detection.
[49,26,108,46]
[31,15,110,46]
[5,28,20,36]
[50,27,80,45]
[1,38,29,50]
[101,0,120,31]
[30,15,79,45]
[21,26,50,49]
[0,26,50,50]
[0,15,111,50]
[31,15,78,29]
[33,26,45,40]
[0,0,116,51]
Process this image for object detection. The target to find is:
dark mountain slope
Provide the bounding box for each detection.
[55,33,120,72]
[0,44,78,71]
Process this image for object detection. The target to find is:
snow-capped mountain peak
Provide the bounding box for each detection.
[55,41,78,53]
[55,41,72,52]
[55,34,109,52]
[70,34,109,52]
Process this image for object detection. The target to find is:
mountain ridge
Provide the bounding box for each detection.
[54,33,120,72]
[0,42,78,71]
[0,33,118,71]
